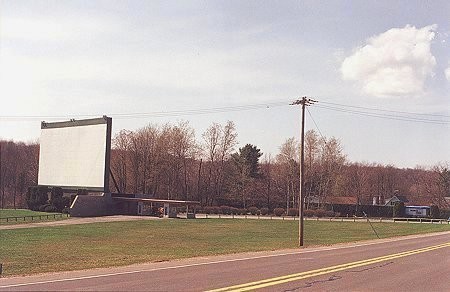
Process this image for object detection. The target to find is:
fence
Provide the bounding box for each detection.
[0,213,70,223]
[194,214,450,224]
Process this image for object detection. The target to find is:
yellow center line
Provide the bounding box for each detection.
[207,242,450,292]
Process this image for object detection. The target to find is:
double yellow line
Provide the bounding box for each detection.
[208,242,450,292]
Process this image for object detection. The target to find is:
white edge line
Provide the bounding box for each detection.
[1,231,449,289]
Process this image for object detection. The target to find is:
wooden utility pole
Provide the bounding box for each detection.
[291,97,317,247]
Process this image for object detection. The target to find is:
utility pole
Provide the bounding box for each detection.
[291,97,317,247]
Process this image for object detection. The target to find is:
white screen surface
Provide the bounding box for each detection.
[38,122,109,191]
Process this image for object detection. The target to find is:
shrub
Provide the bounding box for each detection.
[204,206,215,214]
[220,205,232,215]
[44,205,58,212]
[248,206,260,215]
[205,206,219,214]
[260,207,269,215]
[430,205,440,219]
[49,188,70,212]
[230,207,239,215]
[315,209,327,218]
[288,208,298,216]
[238,208,247,215]
[39,204,51,212]
[62,207,70,214]
[393,202,405,217]
[440,209,450,219]
[273,208,285,216]
[324,210,335,217]
[26,186,49,211]
[304,209,315,217]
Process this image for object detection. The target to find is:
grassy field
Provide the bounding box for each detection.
[0,209,54,217]
[1,219,449,276]
[0,209,69,225]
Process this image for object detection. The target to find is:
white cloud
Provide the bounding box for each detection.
[341,25,437,97]
[446,66,450,82]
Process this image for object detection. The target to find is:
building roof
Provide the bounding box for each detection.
[112,197,200,205]
[385,195,409,206]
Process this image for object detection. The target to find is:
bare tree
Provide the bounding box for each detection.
[261,154,274,209]
[167,121,197,200]
[201,123,221,205]
[276,137,299,210]
[317,137,346,206]
[112,130,132,193]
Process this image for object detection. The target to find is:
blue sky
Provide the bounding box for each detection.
[0,0,449,168]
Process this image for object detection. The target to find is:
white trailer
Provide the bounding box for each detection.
[405,206,430,217]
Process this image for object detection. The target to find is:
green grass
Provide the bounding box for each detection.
[0,209,69,225]
[0,209,53,218]
[0,219,449,276]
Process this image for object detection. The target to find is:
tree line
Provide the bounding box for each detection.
[0,141,39,209]
[0,120,449,211]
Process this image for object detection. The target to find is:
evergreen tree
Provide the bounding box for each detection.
[231,144,263,208]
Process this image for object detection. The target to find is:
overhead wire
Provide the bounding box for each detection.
[314,104,450,125]
[1,97,449,126]
[0,100,291,121]
[319,101,450,118]
[306,108,327,144]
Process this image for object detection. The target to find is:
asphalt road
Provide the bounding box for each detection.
[1,231,449,291]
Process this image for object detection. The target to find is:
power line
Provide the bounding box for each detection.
[314,104,450,125]
[0,100,291,121]
[2,97,449,126]
[320,101,450,118]
[306,108,327,143]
